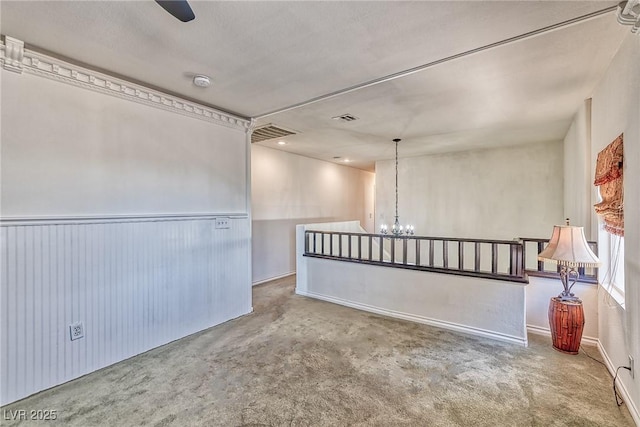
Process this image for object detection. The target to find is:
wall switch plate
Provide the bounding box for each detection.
[69,322,84,341]
[215,217,230,229]
[630,355,635,379]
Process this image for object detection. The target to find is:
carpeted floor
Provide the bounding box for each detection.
[2,275,634,426]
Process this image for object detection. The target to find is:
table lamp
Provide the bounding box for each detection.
[538,219,600,301]
[538,219,600,354]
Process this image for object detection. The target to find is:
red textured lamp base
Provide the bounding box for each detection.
[548,297,585,355]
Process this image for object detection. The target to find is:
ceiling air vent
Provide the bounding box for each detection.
[332,114,359,122]
[251,124,296,143]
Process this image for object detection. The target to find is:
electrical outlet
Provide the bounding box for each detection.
[215,217,230,229]
[630,355,635,379]
[69,322,84,341]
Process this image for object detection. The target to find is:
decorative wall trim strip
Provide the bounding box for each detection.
[297,289,529,347]
[0,37,250,131]
[0,213,249,226]
[1,36,24,73]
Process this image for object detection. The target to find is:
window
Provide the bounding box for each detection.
[593,134,624,306]
[600,229,625,306]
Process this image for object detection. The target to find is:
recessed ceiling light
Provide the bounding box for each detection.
[277,141,287,145]
[193,75,211,88]
[344,159,352,163]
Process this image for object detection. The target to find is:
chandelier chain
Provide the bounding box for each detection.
[395,138,399,223]
[380,138,413,236]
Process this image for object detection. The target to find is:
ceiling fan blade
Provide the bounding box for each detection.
[155,0,195,22]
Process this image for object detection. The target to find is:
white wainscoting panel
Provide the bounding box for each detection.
[0,215,251,405]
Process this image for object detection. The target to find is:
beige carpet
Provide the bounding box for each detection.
[2,275,634,426]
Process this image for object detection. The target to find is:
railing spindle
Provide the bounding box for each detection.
[321,232,325,255]
[329,234,333,256]
[415,239,421,266]
[429,240,434,266]
[358,235,362,260]
[517,244,524,277]
[443,240,448,269]
[537,241,544,271]
[379,235,384,262]
[369,235,373,261]
[390,237,395,263]
[491,243,498,274]
[474,242,480,272]
[403,238,408,264]
[458,242,464,270]
[348,235,352,258]
[510,244,517,276]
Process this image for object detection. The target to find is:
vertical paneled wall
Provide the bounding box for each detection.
[1,216,250,404]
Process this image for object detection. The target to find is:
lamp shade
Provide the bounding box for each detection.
[538,225,600,267]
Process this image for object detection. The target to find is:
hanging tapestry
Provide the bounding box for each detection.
[594,134,624,236]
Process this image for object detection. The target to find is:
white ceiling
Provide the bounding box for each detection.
[1,1,629,171]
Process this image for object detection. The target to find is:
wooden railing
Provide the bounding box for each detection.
[304,230,527,283]
[520,238,598,284]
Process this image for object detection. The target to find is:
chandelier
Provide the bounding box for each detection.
[380,138,414,236]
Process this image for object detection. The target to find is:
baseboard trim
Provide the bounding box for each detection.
[252,272,295,286]
[0,306,253,406]
[298,289,528,347]
[597,340,640,426]
[526,324,598,346]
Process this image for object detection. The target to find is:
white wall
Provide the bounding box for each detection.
[563,99,593,238]
[1,72,247,217]
[251,145,374,284]
[525,99,600,342]
[590,34,640,424]
[375,140,564,240]
[0,46,252,404]
[374,138,602,345]
[296,223,528,346]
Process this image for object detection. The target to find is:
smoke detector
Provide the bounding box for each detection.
[193,75,211,88]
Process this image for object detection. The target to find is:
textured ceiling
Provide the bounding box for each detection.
[1,1,629,171]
